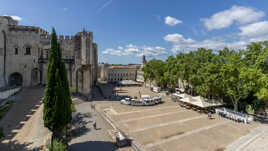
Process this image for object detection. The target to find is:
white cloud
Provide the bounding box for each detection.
[97,0,113,13]
[11,16,22,21]
[164,33,247,53]
[63,8,68,11]
[165,16,182,26]
[202,5,265,30]
[3,15,22,21]
[117,46,123,50]
[164,33,195,44]
[239,21,268,38]
[103,48,123,56]
[102,44,168,57]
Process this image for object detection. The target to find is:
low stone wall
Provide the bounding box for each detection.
[0,87,21,100]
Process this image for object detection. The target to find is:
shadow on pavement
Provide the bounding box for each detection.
[69,141,116,151]
[0,140,43,151]
[70,113,92,140]
[0,86,44,151]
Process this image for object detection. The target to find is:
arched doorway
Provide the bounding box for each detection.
[31,68,41,86]
[8,72,23,87]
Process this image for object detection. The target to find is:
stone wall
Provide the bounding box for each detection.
[0,56,4,88]
[5,29,40,87]
[0,16,98,98]
[98,63,108,81]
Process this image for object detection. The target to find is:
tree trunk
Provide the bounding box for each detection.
[52,130,63,141]
[232,98,238,111]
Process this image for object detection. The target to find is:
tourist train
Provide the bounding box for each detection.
[120,95,163,106]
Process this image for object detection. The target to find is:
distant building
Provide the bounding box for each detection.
[142,55,147,65]
[107,65,137,83]
[136,55,146,83]
[136,69,144,83]
[99,56,146,83]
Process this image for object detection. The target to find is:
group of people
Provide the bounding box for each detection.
[216,108,252,124]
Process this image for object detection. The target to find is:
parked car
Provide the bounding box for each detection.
[115,132,131,147]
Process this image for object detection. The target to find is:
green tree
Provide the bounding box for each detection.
[141,42,267,112]
[220,52,252,111]
[242,42,268,111]
[43,28,72,140]
[143,59,167,88]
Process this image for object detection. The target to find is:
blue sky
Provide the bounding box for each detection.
[1,0,268,64]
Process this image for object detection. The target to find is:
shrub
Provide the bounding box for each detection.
[49,139,67,151]
[69,86,76,94]
[246,104,255,114]
[0,127,4,138]
[71,103,76,112]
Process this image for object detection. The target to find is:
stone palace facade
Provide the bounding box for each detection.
[0,16,98,98]
[106,65,137,82]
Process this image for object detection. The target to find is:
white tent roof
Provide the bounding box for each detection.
[180,95,223,108]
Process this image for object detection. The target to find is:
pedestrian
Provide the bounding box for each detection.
[93,120,97,130]
[208,112,212,119]
[91,103,95,112]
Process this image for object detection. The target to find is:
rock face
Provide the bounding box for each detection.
[0,16,98,98]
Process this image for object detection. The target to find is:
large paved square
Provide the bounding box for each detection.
[96,86,259,151]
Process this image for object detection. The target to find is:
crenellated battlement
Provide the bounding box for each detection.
[39,28,49,35]
[40,34,50,40]
[57,35,75,41]
[76,30,93,39]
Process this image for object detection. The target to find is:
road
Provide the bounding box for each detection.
[69,98,116,151]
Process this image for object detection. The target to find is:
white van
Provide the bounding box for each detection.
[153,87,161,93]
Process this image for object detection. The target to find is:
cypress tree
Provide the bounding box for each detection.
[43,28,72,139]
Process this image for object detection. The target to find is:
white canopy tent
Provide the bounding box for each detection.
[180,95,223,108]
